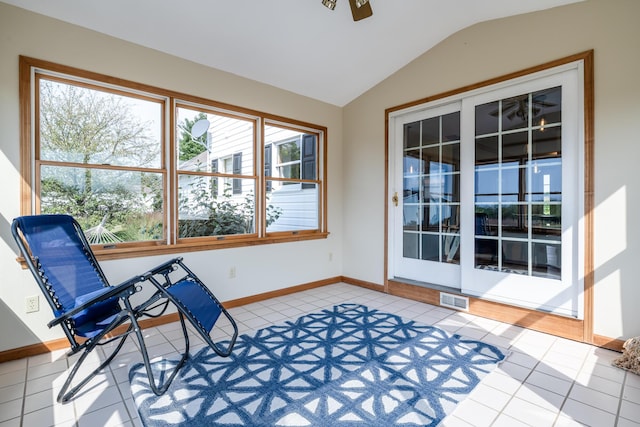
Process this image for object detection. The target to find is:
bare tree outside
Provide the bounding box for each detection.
[38,79,164,243]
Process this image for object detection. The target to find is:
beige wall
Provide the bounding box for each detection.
[0,3,344,352]
[343,0,640,339]
[2,0,639,353]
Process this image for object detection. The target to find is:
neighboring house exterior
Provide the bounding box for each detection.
[177,112,319,233]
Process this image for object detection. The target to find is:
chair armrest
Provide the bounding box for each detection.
[47,275,146,328]
[143,257,184,279]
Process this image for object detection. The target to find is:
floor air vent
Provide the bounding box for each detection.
[440,292,469,311]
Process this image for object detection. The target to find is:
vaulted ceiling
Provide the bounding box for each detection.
[2,0,582,106]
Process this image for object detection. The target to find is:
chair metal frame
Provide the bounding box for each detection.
[12,214,238,403]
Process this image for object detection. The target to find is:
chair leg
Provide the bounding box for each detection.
[130,308,190,396]
[58,325,131,403]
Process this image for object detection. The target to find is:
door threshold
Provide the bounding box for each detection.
[392,276,462,294]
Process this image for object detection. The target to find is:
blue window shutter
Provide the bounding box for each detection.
[232,152,242,194]
[264,144,272,192]
[301,134,316,189]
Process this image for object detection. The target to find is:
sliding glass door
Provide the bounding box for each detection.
[390,64,584,318]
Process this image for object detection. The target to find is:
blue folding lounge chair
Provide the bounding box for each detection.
[12,214,238,403]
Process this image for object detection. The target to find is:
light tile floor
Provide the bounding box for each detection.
[1,283,639,427]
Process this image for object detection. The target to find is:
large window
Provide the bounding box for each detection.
[264,124,319,232]
[20,57,327,258]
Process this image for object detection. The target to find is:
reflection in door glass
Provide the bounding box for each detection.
[403,111,460,264]
[474,86,562,279]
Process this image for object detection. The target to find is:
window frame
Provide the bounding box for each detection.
[19,56,329,261]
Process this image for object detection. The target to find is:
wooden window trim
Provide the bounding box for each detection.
[18,56,328,263]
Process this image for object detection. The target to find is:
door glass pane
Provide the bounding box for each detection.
[503,132,528,162]
[532,86,562,127]
[403,122,421,149]
[422,204,439,232]
[403,205,420,231]
[528,160,562,202]
[533,126,562,159]
[532,242,561,279]
[421,234,440,261]
[502,204,527,239]
[475,239,498,269]
[502,240,528,274]
[402,111,460,264]
[475,168,499,203]
[442,234,460,263]
[403,232,419,259]
[422,147,439,172]
[422,117,439,145]
[476,136,498,164]
[474,87,562,279]
[501,166,522,202]
[442,143,460,171]
[404,149,422,175]
[442,112,461,141]
[475,101,499,135]
[531,204,561,241]
[403,176,420,203]
[502,94,529,131]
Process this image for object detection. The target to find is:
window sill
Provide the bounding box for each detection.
[17,231,330,267]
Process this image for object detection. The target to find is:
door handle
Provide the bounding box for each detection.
[392,192,399,207]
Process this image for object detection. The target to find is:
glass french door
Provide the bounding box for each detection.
[392,103,462,288]
[391,64,584,318]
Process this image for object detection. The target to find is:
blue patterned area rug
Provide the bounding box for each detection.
[130,304,507,426]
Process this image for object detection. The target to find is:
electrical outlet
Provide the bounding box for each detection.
[229,267,236,279]
[25,295,39,313]
[329,252,333,262]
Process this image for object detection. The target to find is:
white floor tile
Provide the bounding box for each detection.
[26,359,68,381]
[0,383,23,405]
[76,401,131,427]
[74,384,124,418]
[3,283,636,427]
[623,381,640,403]
[467,382,511,411]
[0,399,22,423]
[0,417,21,427]
[491,413,532,427]
[619,399,640,424]
[0,359,27,375]
[0,370,25,389]
[22,400,76,427]
[574,368,623,396]
[495,360,533,382]
[524,370,573,396]
[501,397,558,426]
[617,416,640,427]
[437,414,475,426]
[626,372,640,389]
[514,383,565,413]
[23,387,59,414]
[568,383,619,414]
[480,371,523,395]
[449,398,499,426]
[560,398,616,426]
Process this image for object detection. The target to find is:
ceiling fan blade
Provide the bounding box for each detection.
[349,0,373,21]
